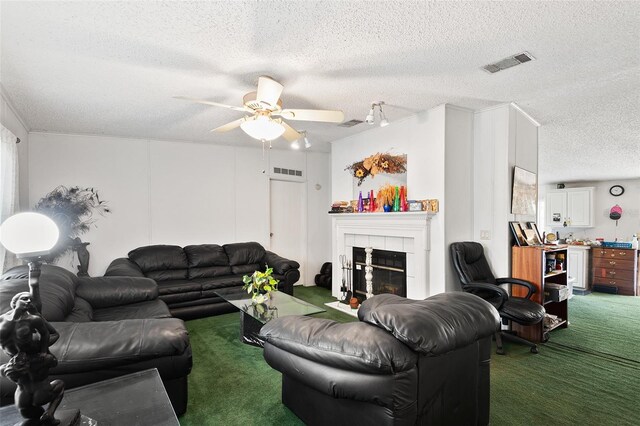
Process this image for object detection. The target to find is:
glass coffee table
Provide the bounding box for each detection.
[0,368,178,426]
[215,287,325,347]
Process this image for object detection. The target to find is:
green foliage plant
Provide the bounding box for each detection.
[243,266,279,304]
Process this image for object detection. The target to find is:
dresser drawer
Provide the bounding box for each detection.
[593,257,636,271]
[592,248,635,259]
[593,267,636,281]
[592,278,635,295]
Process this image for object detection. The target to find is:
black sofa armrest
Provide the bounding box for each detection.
[104,258,145,278]
[496,277,537,300]
[261,316,417,374]
[265,251,300,294]
[264,251,300,274]
[76,276,159,309]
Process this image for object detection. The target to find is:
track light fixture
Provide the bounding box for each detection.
[365,106,375,125]
[291,131,311,150]
[379,103,389,127]
[304,134,311,149]
[364,101,390,127]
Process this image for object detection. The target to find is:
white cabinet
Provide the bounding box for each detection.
[546,187,594,228]
[567,246,590,289]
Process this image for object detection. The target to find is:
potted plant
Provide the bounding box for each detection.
[243,266,279,304]
[33,186,110,275]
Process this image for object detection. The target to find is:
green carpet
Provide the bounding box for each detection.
[179,288,640,426]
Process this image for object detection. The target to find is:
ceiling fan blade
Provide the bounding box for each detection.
[280,120,302,142]
[210,117,246,133]
[174,96,247,112]
[256,76,284,108]
[279,108,344,123]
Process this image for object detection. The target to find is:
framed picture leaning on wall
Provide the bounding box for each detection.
[509,221,528,246]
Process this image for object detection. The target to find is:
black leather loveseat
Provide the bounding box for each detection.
[105,242,300,320]
[0,265,192,416]
[261,292,500,426]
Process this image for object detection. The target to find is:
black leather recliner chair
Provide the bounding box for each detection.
[450,241,546,354]
[261,292,500,426]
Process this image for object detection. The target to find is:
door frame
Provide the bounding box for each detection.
[267,177,308,285]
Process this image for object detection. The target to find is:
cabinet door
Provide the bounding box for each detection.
[567,249,585,288]
[547,191,567,227]
[567,189,592,227]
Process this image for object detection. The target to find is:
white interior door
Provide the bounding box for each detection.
[270,179,306,285]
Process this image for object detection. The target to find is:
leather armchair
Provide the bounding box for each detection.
[450,241,546,354]
[261,292,500,426]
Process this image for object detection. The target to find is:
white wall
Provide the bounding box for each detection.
[443,106,475,291]
[331,104,475,295]
[1,92,30,209]
[28,132,331,280]
[473,104,539,277]
[541,178,640,241]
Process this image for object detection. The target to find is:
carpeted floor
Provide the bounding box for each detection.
[179,288,640,426]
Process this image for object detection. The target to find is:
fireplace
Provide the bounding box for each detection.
[352,247,407,301]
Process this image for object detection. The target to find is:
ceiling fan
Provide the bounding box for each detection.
[175,76,344,142]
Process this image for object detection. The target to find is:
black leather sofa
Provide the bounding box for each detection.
[105,242,300,320]
[261,292,500,426]
[0,265,192,416]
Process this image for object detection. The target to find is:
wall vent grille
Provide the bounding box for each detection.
[273,167,303,177]
[338,119,363,128]
[482,51,535,74]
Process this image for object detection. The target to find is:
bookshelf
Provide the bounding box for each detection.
[511,246,569,343]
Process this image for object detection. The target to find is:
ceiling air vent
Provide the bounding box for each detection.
[338,119,363,128]
[482,51,535,74]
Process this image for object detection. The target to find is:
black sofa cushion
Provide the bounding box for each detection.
[358,293,500,356]
[93,300,172,321]
[224,242,266,266]
[185,244,232,279]
[129,245,189,280]
[0,265,77,321]
[261,316,418,374]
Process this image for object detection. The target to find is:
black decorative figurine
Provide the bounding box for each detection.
[0,213,80,426]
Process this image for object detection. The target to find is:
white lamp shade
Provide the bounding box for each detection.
[0,212,60,257]
[240,115,286,141]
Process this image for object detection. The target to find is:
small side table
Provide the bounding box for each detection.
[0,368,179,426]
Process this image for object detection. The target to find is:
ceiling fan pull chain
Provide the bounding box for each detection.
[261,139,266,174]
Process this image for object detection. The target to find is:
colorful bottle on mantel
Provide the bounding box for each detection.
[401,186,408,212]
[393,186,400,212]
[369,190,375,212]
[357,191,364,213]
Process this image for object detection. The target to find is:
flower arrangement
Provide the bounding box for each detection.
[376,184,397,210]
[345,152,407,186]
[33,186,110,261]
[243,266,279,304]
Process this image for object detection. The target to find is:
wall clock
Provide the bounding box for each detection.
[609,185,624,196]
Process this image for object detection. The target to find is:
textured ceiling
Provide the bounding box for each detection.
[1,1,638,183]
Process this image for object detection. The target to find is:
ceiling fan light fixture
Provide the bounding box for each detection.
[240,114,285,141]
[290,140,301,150]
[304,135,311,149]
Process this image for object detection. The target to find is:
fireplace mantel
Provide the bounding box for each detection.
[331,211,437,300]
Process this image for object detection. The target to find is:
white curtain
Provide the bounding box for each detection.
[0,124,20,273]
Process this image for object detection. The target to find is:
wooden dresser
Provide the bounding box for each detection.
[591,248,639,296]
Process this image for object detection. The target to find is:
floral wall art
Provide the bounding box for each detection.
[345,152,407,199]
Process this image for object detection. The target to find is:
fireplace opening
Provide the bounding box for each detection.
[352,247,407,301]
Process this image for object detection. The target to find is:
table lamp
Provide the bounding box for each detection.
[0,212,80,425]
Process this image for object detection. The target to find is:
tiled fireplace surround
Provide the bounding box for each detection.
[331,212,436,301]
